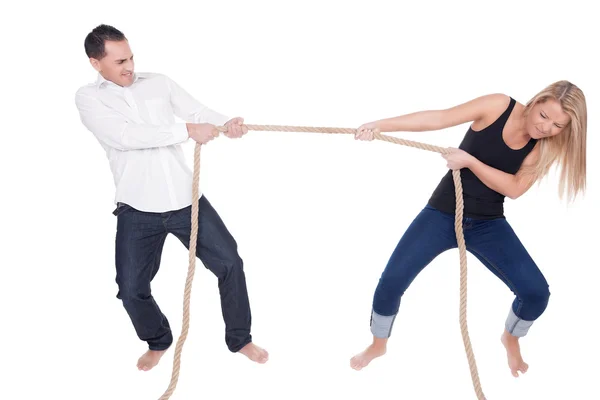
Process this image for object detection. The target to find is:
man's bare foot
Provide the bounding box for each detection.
[238,342,269,364]
[137,349,168,371]
[501,329,529,377]
[350,338,387,370]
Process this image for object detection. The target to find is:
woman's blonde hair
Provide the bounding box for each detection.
[520,80,587,202]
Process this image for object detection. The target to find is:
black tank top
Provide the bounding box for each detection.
[427,97,537,219]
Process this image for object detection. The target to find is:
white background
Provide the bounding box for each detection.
[1,1,598,399]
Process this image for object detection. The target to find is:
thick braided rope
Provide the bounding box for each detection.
[159,125,486,400]
[158,143,201,400]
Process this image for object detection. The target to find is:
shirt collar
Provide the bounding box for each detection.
[96,72,141,88]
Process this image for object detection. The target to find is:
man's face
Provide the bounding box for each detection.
[90,40,135,87]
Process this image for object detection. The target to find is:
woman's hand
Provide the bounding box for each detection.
[441,147,475,170]
[355,122,380,141]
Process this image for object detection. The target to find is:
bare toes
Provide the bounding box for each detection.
[351,356,366,370]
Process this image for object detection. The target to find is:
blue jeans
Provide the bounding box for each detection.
[370,205,550,338]
[113,195,252,352]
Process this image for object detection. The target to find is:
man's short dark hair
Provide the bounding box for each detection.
[84,24,127,60]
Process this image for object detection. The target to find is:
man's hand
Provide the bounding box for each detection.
[186,123,219,144]
[223,117,248,138]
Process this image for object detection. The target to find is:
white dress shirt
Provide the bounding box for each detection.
[75,72,230,213]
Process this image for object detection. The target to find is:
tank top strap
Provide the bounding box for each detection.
[493,97,516,128]
[524,136,538,152]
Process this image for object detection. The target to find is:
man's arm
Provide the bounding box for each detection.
[75,89,189,151]
[165,76,231,127]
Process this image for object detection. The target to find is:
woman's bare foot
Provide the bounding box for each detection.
[350,337,388,370]
[137,349,168,371]
[238,342,269,363]
[501,329,529,377]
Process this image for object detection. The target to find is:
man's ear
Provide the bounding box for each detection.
[90,58,101,72]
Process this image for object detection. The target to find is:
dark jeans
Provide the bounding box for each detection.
[370,204,550,338]
[113,195,252,352]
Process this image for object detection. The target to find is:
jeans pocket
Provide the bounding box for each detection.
[113,202,133,216]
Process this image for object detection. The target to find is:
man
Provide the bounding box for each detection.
[75,24,268,371]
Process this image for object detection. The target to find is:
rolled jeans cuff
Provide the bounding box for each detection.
[370,310,397,338]
[505,307,534,337]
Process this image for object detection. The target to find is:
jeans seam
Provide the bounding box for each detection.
[387,314,397,337]
[467,245,519,297]
[119,220,170,349]
[144,243,168,350]
[467,244,524,330]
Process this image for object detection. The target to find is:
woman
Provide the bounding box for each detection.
[350,81,587,377]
